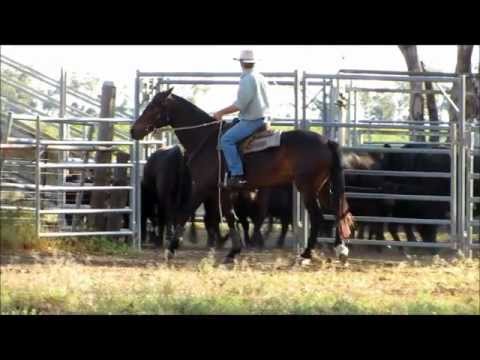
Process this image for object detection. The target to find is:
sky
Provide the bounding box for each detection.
[1,45,479,117]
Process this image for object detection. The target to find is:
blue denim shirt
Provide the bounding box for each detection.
[234,69,270,120]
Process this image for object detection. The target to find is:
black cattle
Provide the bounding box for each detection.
[263,185,293,248]
[342,151,393,250]
[141,146,226,248]
[380,143,451,248]
[233,185,293,249]
[233,189,266,248]
[140,146,192,247]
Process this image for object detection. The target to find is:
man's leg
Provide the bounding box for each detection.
[220,119,265,177]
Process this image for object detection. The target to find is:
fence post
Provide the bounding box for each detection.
[35,115,41,238]
[1,112,13,144]
[458,75,468,256]
[301,71,309,249]
[292,70,301,254]
[465,127,474,257]
[133,73,141,250]
[89,81,116,231]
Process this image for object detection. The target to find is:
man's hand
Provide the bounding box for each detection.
[213,104,240,122]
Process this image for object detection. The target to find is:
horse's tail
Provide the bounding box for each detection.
[327,140,354,240]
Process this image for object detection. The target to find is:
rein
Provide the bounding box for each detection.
[153,119,219,135]
[152,115,226,225]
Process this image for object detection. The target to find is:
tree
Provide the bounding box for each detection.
[421,61,440,142]
[449,46,477,124]
[359,91,396,120]
[398,45,425,141]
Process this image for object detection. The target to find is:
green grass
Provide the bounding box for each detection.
[0,209,136,256]
[0,209,38,250]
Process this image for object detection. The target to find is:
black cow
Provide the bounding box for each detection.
[141,146,226,248]
[380,143,451,248]
[233,185,294,249]
[263,185,293,248]
[141,146,192,247]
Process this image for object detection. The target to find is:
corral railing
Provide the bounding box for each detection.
[301,71,477,256]
[2,69,477,257]
[0,114,166,248]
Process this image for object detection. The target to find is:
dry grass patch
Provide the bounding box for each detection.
[1,250,478,315]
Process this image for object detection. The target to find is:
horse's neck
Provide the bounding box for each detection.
[169,97,215,154]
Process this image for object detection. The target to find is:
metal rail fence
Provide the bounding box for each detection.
[301,71,476,256]
[2,69,477,256]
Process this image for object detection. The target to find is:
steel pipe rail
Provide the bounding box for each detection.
[304,73,459,83]
[343,169,451,178]
[320,214,450,225]
[346,192,450,202]
[39,163,133,169]
[317,237,456,248]
[137,71,296,78]
[338,68,458,77]
[39,185,133,191]
[146,79,295,86]
[342,146,451,155]
[40,140,133,145]
[0,205,35,211]
[39,230,134,238]
[39,208,132,214]
[308,122,449,131]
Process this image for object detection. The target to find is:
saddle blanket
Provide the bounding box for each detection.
[240,129,282,154]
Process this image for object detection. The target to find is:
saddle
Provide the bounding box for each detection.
[239,121,282,154]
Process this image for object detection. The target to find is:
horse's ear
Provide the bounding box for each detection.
[165,87,174,98]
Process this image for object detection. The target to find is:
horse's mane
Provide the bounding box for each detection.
[171,94,215,124]
[171,94,236,133]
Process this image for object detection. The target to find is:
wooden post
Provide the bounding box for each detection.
[88,81,116,230]
[106,151,130,232]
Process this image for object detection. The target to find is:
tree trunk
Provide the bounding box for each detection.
[420,61,440,142]
[398,45,425,142]
[450,46,475,125]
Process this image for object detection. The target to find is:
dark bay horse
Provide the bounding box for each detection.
[130,88,354,263]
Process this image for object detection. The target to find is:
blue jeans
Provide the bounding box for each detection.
[220,118,265,176]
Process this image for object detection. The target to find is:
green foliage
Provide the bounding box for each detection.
[51,236,136,256]
[0,209,38,250]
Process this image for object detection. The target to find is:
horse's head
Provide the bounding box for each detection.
[130,87,174,140]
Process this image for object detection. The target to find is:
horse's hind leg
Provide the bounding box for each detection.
[238,216,251,248]
[276,215,289,248]
[296,183,321,260]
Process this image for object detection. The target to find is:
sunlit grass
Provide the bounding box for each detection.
[1,251,478,315]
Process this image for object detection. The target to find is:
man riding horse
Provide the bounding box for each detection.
[130,49,353,264]
[213,49,270,189]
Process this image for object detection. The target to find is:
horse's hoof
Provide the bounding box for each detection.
[164,249,175,261]
[222,256,235,265]
[335,244,349,259]
[300,249,311,259]
[339,253,348,265]
[300,258,311,266]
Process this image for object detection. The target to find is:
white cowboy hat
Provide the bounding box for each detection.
[233,49,256,63]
